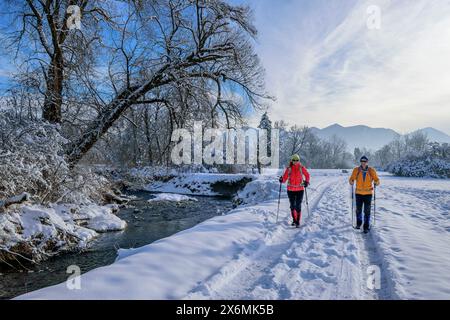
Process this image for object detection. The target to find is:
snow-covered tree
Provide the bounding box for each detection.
[3,0,270,167]
[277,124,352,169]
[385,140,449,178]
[0,111,111,204]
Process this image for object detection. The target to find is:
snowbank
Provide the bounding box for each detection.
[234,176,282,206]
[0,204,126,265]
[148,193,198,203]
[144,173,254,197]
[16,198,283,299]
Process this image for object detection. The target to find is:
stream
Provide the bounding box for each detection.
[0,190,234,299]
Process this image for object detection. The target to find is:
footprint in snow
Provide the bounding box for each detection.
[324,248,341,257]
[300,270,337,284]
[308,251,322,258]
[345,253,358,264]
[309,258,330,268]
[257,274,276,290]
[283,258,300,269]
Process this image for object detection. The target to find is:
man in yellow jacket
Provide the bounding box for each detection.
[349,156,380,233]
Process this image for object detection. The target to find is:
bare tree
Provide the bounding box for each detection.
[287,125,311,156]
[3,0,118,123]
[65,0,268,165]
[4,0,269,167]
[405,131,429,154]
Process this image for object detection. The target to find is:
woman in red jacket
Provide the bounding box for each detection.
[279,154,311,227]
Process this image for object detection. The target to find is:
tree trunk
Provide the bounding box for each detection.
[143,110,154,165]
[42,56,63,123]
[65,81,160,165]
[65,64,172,166]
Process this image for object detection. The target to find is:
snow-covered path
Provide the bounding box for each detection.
[369,176,450,299]
[16,170,450,300]
[185,176,390,300]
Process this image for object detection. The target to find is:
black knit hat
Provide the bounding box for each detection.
[360,156,369,162]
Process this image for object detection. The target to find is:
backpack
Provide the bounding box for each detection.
[287,163,304,188]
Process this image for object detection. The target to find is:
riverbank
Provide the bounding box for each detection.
[0,170,254,269]
[0,203,126,268]
[1,190,233,299]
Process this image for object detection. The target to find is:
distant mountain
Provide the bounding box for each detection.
[310,124,400,151]
[310,124,450,151]
[414,127,450,144]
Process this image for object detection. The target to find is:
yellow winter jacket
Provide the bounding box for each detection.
[349,167,380,195]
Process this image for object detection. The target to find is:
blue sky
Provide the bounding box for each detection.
[1,0,449,134]
[247,0,450,135]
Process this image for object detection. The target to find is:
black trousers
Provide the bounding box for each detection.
[355,194,372,228]
[287,190,304,214]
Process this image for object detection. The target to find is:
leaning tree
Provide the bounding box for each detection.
[4,0,269,166]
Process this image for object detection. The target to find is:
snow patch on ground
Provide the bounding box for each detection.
[80,205,127,232]
[148,193,198,203]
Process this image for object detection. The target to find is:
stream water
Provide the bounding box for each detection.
[0,191,233,299]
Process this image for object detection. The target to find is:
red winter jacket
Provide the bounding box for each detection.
[281,162,310,191]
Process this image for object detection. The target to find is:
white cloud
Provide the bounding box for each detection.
[252,0,450,134]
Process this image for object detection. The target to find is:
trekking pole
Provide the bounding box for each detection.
[276,181,282,223]
[351,184,355,228]
[304,187,310,218]
[373,185,377,227]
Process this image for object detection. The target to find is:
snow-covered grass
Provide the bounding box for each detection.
[148,193,198,203]
[16,170,450,300]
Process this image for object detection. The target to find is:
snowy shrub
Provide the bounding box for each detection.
[386,145,450,179]
[0,112,125,266]
[0,111,111,204]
